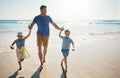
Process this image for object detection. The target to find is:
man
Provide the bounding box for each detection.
[28,5,63,66]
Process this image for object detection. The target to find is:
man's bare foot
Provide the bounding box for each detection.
[40,62,43,67]
[43,57,46,63]
[19,66,22,70]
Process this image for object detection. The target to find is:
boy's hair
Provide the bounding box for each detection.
[65,29,70,33]
[40,5,47,10]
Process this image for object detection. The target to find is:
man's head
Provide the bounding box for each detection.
[64,30,70,37]
[40,5,47,15]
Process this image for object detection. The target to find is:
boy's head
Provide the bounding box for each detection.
[64,30,70,37]
[17,32,23,39]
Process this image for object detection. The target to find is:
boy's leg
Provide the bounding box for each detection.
[20,59,24,62]
[18,61,22,70]
[61,58,65,65]
[64,57,68,72]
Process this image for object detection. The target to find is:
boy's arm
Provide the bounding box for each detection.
[72,45,75,51]
[24,29,31,40]
[59,30,63,38]
[10,40,16,49]
[71,39,75,51]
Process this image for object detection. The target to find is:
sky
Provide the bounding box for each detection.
[0,0,120,20]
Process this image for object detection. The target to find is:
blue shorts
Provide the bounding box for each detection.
[61,49,69,57]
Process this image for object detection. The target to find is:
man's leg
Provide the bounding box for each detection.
[43,36,49,63]
[43,46,47,63]
[38,46,43,66]
[37,34,43,66]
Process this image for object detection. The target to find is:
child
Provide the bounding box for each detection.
[10,29,31,70]
[59,29,75,72]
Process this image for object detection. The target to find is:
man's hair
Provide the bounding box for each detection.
[40,5,47,10]
[65,29,70,33]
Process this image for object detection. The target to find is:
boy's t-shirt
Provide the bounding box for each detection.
[61,36,74,49]
[33,15,53,36]
[16,39,25,49]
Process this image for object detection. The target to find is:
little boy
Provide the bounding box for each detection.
[59,29,75,72]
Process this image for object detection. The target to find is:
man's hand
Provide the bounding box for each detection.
[28,22,35,30]
[60,27,64,31]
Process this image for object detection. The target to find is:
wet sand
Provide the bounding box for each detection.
[0,39,120,78]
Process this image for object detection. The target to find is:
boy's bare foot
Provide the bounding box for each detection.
[72,49,75,51]
[65,68,67,73]
[61,62,63,66]
[43,60,46,63]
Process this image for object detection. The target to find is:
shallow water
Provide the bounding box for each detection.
[0,20,120,53]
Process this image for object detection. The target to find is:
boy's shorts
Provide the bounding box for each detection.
[37,34,49,47]
[61,49,69,57]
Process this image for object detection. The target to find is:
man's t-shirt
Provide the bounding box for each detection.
[33,15,53,36]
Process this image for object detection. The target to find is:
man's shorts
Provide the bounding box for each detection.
[61,49,69,57]
[37,34,49,47]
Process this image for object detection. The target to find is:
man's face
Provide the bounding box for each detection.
[41,8,47,15]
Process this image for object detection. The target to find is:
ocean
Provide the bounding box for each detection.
[0,20,120,53]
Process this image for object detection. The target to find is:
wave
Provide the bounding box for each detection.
[17,21,29,24]
[89,31,120,35]
[95,20,120,24]
[0,20,31,24]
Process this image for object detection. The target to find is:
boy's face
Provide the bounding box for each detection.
[65,31,70,37]
[18,36,23,39]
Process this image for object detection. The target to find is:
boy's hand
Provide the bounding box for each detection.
[72,49,75,51]
[10,46,14,50]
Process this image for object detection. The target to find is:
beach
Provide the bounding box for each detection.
[0,38,120,78]
[0,20,120,78]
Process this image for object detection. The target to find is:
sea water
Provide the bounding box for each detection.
[0,20,120,53]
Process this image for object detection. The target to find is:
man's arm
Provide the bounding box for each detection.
[28,22,35,30]
[24,29,31,40]
[51,22,64,31]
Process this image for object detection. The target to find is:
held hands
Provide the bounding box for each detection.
[60,26,64,31]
